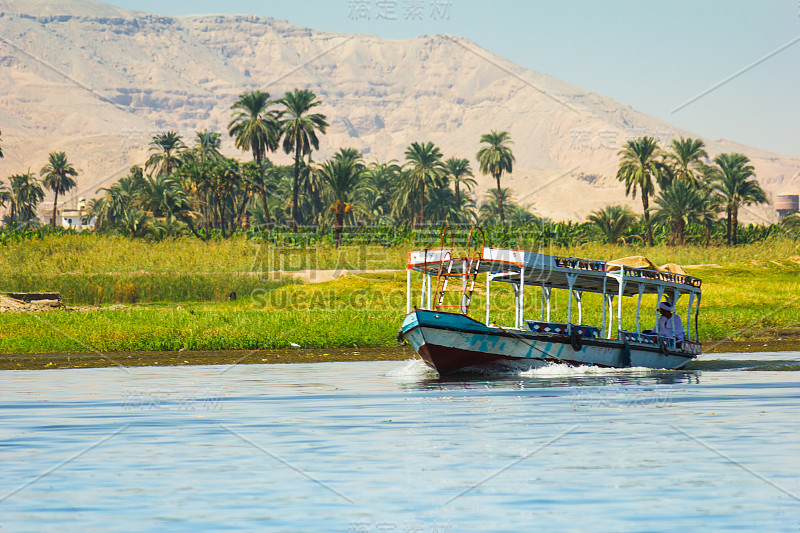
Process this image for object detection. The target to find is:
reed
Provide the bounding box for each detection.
[0,272,290,305]
[5,233,797,278]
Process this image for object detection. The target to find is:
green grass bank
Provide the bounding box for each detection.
[0,234,798,368]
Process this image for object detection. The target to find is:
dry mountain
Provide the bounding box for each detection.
[0,0,797,222]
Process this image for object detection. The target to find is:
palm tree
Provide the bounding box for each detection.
[243,159,280,230]
[317,157,363,247]
[89,168,144,231]
[651,181,706,245]
[782,213,800,239]
[92,182,131,230]
[476,131,515,227]
[358,159,401,224]
[445,157,476,207]
[205,158,244,236]
[587,205,638,244]
[136,174,191,220]
[697,195,723,247]
[711,153,767,245]
[404,141,445,227]
[119,207,152,239]
[145,132,186,178]
[333,147,363,164]
[8,172,44,224]
[228,91,280,163]
[280,88,328,231]
[192,130,223,165]
[0,180,11,211]
[0,129,4,159]
[694,166,724,246]
[616,136,666,246]
[665,137,708,186]
[40,151,78,227]
[478,187,516,226]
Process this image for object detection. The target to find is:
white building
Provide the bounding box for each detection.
[41,199,96,230]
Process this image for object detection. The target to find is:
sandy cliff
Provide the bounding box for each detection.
[0,0,797,222]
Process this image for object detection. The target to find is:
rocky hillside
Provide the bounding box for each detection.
[0,0,797,221]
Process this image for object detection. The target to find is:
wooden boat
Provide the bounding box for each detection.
[399,228,702,375]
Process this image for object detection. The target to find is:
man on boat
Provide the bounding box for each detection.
[656,301,685,342]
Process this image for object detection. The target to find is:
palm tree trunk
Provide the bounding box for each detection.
[642,194,653,246]
[419,179,425,227]
[51,191,59,228]
[220,199,228,235]
[495,175,504,227]
[185,217,209,242]
[292,140,301,232]
[726,207,732,245]
[234,193,250,232]
[259,192,272,230]
[455,182,461,206]
[200,194,209,229]
[335,202,344,249]
[732,205,739,245]
[677,217,685,246]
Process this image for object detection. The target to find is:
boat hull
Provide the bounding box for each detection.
[401,310,696,375]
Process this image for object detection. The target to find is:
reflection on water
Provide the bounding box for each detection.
[2,352,799,532]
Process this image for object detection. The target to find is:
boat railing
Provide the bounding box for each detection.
[526,321,601,339]
[428,227,484,314]
[612,265,702,288]
[619,330,660,346]
[618,330,701,355]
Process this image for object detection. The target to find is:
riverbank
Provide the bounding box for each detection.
[2,338,799,370]
[0,346,414,370]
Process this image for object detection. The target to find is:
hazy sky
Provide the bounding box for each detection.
[104,0,800,157]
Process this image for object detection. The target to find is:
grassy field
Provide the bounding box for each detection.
[0,234,798,356]
[0,273,406,354]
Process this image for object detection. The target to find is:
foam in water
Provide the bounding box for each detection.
[519,363,656,377]
[385,358,671,380]
[384,359,438,379]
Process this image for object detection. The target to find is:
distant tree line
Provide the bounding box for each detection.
[1,96,798,246]
[593,136,776,246]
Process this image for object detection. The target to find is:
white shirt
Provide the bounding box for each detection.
[657,313,685,342]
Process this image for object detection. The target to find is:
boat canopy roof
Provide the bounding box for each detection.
[407,246,701,297]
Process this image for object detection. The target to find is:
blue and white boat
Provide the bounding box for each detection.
[399,229,702,375]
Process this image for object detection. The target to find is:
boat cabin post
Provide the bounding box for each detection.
[601,275,607,336]
[518,266,525,329]
[616,274,626,338]
[566,273,577,334]
[406,267,412,314]
[635,284,645,333]
[654,286,665,335]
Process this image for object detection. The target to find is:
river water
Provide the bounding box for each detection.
[2,353,799,532]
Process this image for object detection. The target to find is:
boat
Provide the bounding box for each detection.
[399,227,702,375]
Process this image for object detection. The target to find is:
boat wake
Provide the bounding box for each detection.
[387,352,800,384]
[687,352,800,372]
[384,359,439,379]
[519,363,659,378]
